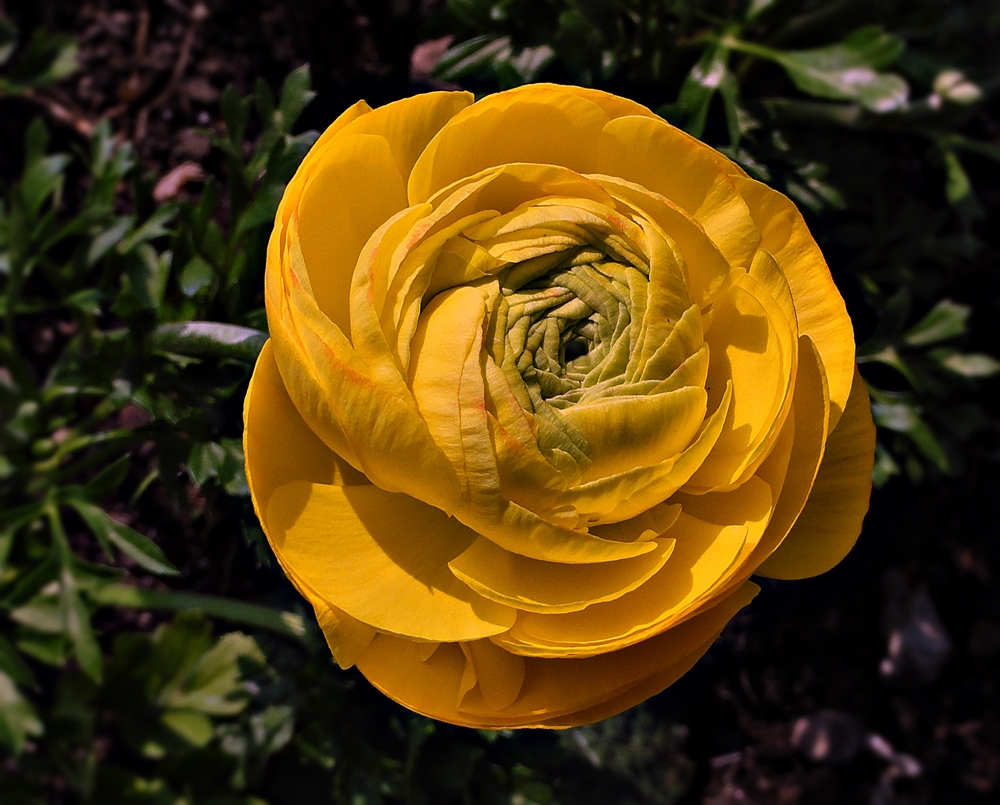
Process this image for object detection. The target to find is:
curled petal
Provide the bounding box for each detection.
[757,367,875,579]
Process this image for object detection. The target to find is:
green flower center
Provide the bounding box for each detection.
[491,245,649,412]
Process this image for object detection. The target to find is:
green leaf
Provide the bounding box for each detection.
[731,26,908,112]
[10,594,64,633]
[117,204,177,253]
[0,635,37,689]
[72,501,178,576]
[904,299,970,346]
[187,441,227,486]
[149,322,268,363]
[941,149,984,222]
[91,585,308,643]
[872,402,950,472]
[678,40,732,139]
[20,152,70,218]
[0,671,44,754]
[0,18,17,66]
[86,216,134,266]
[276,65,316,132]
[177,255,215,297]
[937,352,1000,378]
[83,454,132,501]
[161,632,265,716]
[116,244,170,313]
[160,709,214,748]
[60,569,103,683]
[434,35,512,81]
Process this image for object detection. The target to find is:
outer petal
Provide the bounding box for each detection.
[498,512,750,657]
[244,340,367,514]
[264,481,515,641]
[354,582,758,728]
[335,91,474,184]
[756,367,874,579]
[734,175,854,428]
[747,335,830,570]
[294,133,407,335]
[593,116,760,269]
[408,87,613,204]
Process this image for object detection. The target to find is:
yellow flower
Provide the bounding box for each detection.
[244,84,875,728]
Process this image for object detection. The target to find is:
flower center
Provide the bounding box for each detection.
[491,245,649,413]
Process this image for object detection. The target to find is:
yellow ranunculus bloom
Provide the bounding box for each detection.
[244,84,875,728]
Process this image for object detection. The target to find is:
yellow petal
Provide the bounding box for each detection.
[748,335,830,570]
[296,133,407,333]
[264,481,515,641]
[461,639,526,711]
[512,83,660,122]
[734,175,854,428]
[473,499,659,565]
[408,284,499,514]
[274,100,373,233]
[311,597,377,670]
[448,535,676,614]
[336,91,474,184]
[244,340,367,516]
[594,116,760,269]
[756,367,874,579]
[408,88,612,204]
[531,582,758,728]
[686,275,792,490]
[560,388,707,483]
[561,382,732,523]
[593,175,732,308]
[304,99,373,164]
[498,511,749,657]
[355,582,758,728]
[268,224,465,512]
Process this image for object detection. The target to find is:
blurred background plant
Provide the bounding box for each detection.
[1,1,999,803]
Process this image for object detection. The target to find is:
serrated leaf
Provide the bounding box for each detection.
[116,243,169,313]
[187,441,227,486]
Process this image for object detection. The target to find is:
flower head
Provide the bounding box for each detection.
[244,84,875,728]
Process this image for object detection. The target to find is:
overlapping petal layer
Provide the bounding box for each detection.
[245,84,875,728]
